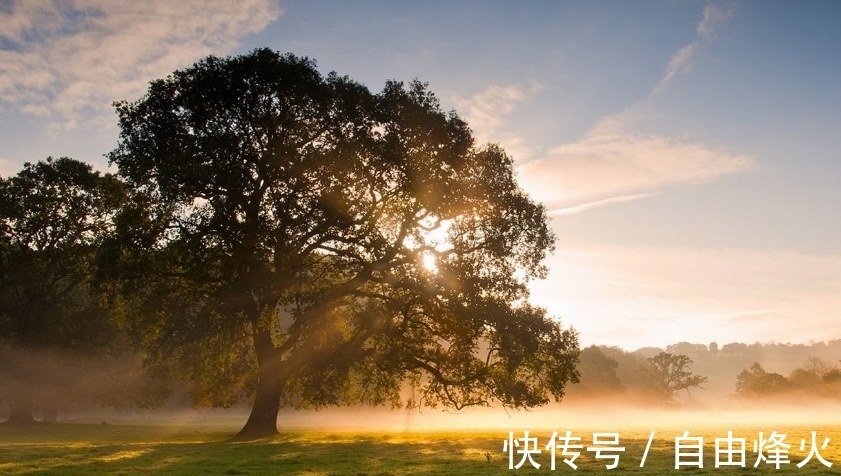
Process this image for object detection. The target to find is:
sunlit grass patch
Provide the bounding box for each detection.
[1,420,840,474]
[94,449,152,462]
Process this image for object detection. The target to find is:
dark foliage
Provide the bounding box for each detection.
[0,158,155,424]
[106,49,579,438]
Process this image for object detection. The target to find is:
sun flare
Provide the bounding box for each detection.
[421,250,439,273]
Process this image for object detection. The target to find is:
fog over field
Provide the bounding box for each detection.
[5,338,841,434]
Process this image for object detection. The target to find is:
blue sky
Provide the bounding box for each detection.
[2,0,840,349]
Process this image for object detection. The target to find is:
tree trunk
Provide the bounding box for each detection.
[41,396,59,423]
[235,370,282,440]
[4,388,35,426]
[234,328,282,440]
[42,406,58,423]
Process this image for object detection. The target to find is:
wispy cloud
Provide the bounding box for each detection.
[452,82,542,162]
[443,4,747,216]
[656,3,734,91]
[516,114,755,208]
[453,4,746,214]
[531,245,841,348]
[0,0,282,125]
[547,192,658,216]
[453,82,540,140]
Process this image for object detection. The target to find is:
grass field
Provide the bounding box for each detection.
[1,418,840,475]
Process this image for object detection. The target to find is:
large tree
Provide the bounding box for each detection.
[107,48,579,439]
[0,158,129,425]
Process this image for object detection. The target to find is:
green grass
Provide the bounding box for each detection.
[1,422,840,474]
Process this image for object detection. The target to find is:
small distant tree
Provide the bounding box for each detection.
[596,346,650,398]
[639,352,707,405]
[823,367,841,384]
[569,345,623,398]
[788,368,822,389]
[734,362,790,398]
[802,356,833,378]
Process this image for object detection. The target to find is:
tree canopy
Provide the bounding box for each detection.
[567,345,623,399]
[0,157,132,424]
[107,48,579,439]
[735,357,841,400]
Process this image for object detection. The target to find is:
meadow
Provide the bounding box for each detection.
[2,411,841,475]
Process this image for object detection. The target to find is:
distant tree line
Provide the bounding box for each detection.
[568,340,841,406]
[735,356,841,400]
[568,346,707,406]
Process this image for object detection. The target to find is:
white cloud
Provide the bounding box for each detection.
[532,245,841,349]
[516,115,755,208]
[697,3,732,38]
[655,3,734,91]
[660,43,698,88]
[517,3,747,210]
[452,82,542,161]
[443,4,747,215]
[547,192,658,216]
[454,6,749,213]
[453,83,539,138]
[0,0,282,125]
